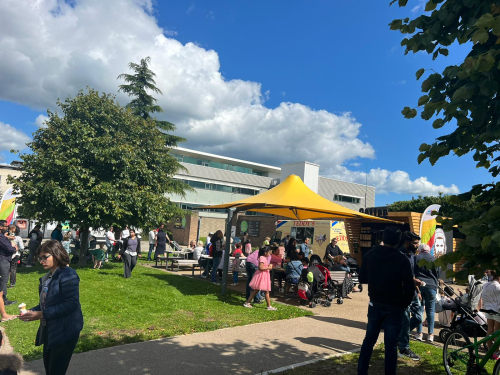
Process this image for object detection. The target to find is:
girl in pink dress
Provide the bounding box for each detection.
[244,247,276,310]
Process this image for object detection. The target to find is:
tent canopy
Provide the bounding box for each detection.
[200,175,397,223]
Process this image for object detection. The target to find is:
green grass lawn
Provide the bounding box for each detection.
[277,341,496,374]
[3,262,311,361]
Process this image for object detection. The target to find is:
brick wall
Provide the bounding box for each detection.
[166,212,199,246]
[199,216,226,239]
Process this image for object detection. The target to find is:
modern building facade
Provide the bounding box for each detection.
[0,162,22,194]
[167,147,375,219]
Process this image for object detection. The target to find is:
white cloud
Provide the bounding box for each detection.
[187,4,195,14]
[206,10,215,19]
[329,166,460,196]
[0,121,30,152]
[0,0,457,197]
[34,114,49,127]
[350,162,361,167]
[411,5,421,12]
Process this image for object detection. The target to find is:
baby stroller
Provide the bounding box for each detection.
[438,278,487,345]
[344,254,363,292]
[298,263,334,308]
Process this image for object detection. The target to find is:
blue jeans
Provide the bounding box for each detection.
[106,243,113,260]
[398,294,423,351]
[147,244,155,260]
[233,271,239,284]
[417,287,436,335]
[358,301,405,375]
[245,262,262,302]
[211,257,222,283]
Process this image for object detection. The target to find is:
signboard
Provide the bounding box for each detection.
[174,217,186,229]
[240,220,261,236]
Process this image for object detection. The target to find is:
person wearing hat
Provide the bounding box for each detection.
[51,224,63,242]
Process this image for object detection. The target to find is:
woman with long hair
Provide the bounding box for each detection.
[285,237,298,260]
[118,229,141,278]
[20,240,83,375]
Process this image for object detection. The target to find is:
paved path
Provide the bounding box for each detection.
[21,265,372,375]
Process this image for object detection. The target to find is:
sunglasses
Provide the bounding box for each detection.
[39,254,53,262]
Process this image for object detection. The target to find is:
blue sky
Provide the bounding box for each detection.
[0,0,493,206]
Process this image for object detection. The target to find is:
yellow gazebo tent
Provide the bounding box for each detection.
[202,174,397,295]
[201,174,395,223]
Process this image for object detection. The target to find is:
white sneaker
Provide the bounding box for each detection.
[427,334,434,342]
[230,283,238,286]
[414,333,423,341]
[25,265,32,268]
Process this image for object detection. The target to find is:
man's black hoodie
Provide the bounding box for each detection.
[359,245,415,309]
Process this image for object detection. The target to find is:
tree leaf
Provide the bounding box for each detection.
[416,68,425,80]
[481,236,491,250]
[432,119,444,129]
[438,48,449,56]
[475,13,495,28]
[480,80,498,97]
[418,95,429,106]
[472,29,489,44]
[425,1,437,11]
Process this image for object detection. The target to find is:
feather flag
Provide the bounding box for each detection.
[419,204,441,256]
[0,188,20,225]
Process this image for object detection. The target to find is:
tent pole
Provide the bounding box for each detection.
[221,207,236,295]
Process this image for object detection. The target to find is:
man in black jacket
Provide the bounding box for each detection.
[397,231,423,361]
[357,226,415,375]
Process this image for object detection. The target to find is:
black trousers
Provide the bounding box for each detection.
[43,330,79,375]
[9,256,18,285]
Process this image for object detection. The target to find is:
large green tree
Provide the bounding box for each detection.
[390,0,500,278]
[117,56,184,147]
[10,88,186,264]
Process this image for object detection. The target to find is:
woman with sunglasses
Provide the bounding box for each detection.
[118,228,141,278]
[20,240,83,375]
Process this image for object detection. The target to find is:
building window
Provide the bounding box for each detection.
[334,194,361,204]
[173,154,266,176]
[181,179,259,196]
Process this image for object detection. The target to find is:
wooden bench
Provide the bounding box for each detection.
[171,259,201,276]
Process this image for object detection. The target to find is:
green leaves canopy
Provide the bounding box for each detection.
[11,88,187,233]
[390,0,500,277]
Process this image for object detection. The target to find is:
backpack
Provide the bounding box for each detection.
[208,243,213,257]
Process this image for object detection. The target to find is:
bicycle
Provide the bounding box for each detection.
[443,309,500,374]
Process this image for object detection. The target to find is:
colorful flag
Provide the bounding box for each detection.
[0,187,20,225]
[419,204,441,256]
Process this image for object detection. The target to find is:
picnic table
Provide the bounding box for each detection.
[156,250,189,267]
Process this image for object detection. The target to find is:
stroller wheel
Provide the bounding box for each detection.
[327,295,333,302]
[439,328,451,343]
[300,299,307,306]
[325,301,332,307]
[309,302,316,308]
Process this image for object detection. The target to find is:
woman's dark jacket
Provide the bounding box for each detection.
[119,236,142,255]
[31,267,83,349]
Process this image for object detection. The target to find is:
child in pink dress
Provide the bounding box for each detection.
[244,247,276,310]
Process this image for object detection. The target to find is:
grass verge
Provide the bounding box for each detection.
[3,262,311,361]
[277,341,496,374]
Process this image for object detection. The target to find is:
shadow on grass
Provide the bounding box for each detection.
[23,336,360,375]
[143,272,247,306]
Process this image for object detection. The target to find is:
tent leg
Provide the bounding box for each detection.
[221,208,235,295]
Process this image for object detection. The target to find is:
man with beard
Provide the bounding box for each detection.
[397,231,423,361]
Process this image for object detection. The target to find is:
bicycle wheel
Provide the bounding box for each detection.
[443,329,474,375]
[494,358,500,375]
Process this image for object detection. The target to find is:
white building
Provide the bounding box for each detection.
[168,147,375,218]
